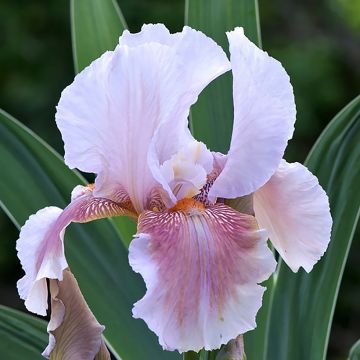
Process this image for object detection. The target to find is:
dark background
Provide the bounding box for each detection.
[0,1,359,359]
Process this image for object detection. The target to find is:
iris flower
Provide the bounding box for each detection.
[16,24,332,356]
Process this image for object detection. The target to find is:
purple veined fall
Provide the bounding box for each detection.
[16,24,332,357]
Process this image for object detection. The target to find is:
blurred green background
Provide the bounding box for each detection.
[0,0,359,359]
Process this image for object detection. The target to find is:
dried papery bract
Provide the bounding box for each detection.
[216,335,246,360]
[43,269,110,360]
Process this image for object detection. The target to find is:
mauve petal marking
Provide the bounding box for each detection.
[140,206,260,320]
[131,203,275,351]
[34,194,134,276]
[17,186,137,317]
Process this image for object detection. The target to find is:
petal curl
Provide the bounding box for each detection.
[209,27,296,201]
[17,206,65,315]
[120,24,231,94]
[56,24,229,213]
[129,203,276,352]
[17,188,129,315]
[254,160,332,272]
[42,269,110,360]
[158,140,214,201]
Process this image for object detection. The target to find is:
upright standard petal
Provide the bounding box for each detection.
[17,187,131,315]
[129,202,276,352]
[42,269,110,360]
[254,160,332,272]
[209,27,296,201]
[119,24,231,95]
[56,25,230,213]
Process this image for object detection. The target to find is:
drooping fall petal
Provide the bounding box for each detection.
[17,206,65,316]
[42,269,110,360]
[129,203,276,352]
[209,27,296,201]
[56,24,229,212]
[254,160,332,272]
[16,187,130,315]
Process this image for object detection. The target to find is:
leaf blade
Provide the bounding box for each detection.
[0,305,47,360]
[349,339,360,360]
[71,0,127,73]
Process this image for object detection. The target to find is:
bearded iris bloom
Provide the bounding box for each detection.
[16,24,332,356]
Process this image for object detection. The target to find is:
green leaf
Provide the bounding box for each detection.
[243,277,273,359]
[0,109,179,360]
[349,339,360,360]
[183,350,218,360]
[185,0,261,153]
[112,216,137,248]
[0,305,47,360]
[184,351,202,360]
[71,0,127,73]
[263,95,360,360]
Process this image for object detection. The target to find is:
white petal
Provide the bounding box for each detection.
[209,27,296,200]
[17,207,66,316]
[120,24,231,93]
[254,160,332,272]
[158,140,214,200]
[56,24,230,213]
[129,203,276,352]
[71,184,93,201]
[17,189,131,315]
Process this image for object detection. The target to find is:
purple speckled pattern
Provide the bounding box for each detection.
[35,194,128,274]
[130,203,276,351]
[140,205,259,314]
[16,191,131,316]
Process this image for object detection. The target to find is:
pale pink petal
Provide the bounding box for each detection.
[71,184,93,201]
[17,207,65,316]
[120,24,231,94]
[254,160,332,272]
[212,152,227,174]
[209,27,296,201]
[147,125,194,208]
[156,140,214,201]
[17,189,129,315]
[42,269,110,360]
[129,203,276,352]
[56,25,229,213]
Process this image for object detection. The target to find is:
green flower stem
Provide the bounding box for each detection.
[183,351,200,360]
[183,350,221,360]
